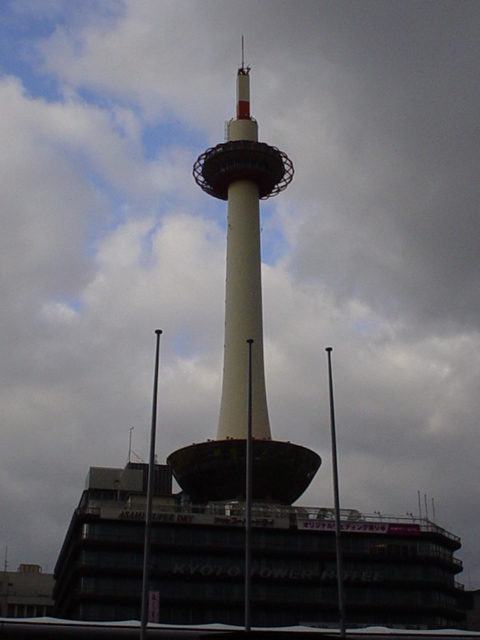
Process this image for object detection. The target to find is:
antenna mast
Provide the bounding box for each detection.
[241,35,245,70]
[128,427,133,464]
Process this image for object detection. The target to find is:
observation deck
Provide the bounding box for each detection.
[193,140,294,200]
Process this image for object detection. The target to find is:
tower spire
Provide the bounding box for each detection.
[237,37,251,120]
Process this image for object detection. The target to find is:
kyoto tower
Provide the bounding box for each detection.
[168,61,320,504]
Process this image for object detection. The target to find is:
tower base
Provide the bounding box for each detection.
[167,439,321,505]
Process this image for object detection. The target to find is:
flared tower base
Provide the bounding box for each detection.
[167,439,321,505]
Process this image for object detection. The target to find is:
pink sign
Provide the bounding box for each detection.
[148,590,160,623]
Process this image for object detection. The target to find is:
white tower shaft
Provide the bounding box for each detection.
[216,74,272,441]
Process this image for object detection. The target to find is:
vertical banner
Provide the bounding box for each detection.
[148,590,160,623]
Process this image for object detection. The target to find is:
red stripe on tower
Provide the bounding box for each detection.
[236,69,250,120]
[237,100,250,119]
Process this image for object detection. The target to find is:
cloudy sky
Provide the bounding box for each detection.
[1,0,480,587]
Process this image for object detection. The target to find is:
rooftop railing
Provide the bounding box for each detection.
[78,497,460,544]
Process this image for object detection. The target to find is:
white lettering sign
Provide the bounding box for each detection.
[171,564,380,582]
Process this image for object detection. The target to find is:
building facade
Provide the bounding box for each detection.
[53,464,465,629]
[0,563,54,618]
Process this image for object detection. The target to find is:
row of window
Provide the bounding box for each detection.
[80,522,456,565]
[78,548,456,587]
[78,576,459,609]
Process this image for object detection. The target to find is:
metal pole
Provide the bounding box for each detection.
[140,329,163,640]
[325,347,346,638]
[245,338,254,633]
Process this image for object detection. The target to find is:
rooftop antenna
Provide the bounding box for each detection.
[127,428,147,465]
[128,427,134,464]
[239,35,250,75]
[126,428,146,464]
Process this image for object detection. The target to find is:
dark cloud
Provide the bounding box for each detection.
[266,1,480,332]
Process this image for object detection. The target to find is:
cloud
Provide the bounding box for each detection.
[0,0,479,589]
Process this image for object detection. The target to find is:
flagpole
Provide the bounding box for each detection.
[245,338,254,633]
[140,329,163,640]
[325,347,346,638]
